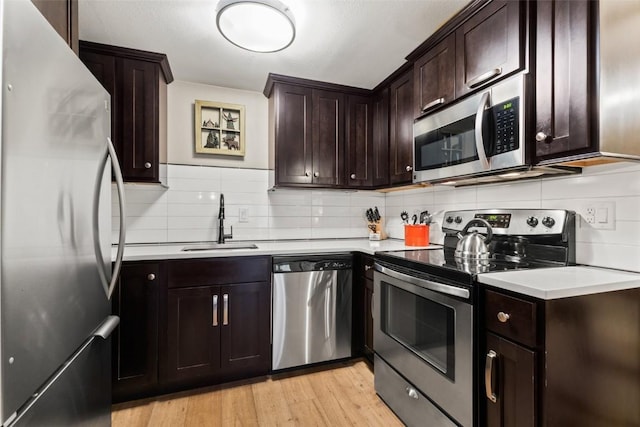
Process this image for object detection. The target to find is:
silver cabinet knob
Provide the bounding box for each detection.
[314,172,319,178]
[535,132,549,142]
[350,173,356,179]
[406,165,413,172]
[144,162,152,169]
[364,265,372,271]
[497,312,510,323]
[305,172,310,177]
[405,387,419,400]
[147,273,156,281]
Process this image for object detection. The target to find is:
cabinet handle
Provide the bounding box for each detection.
[305,172,310,177]
[144,162,152,169]
[421,97,445,113]
[313,172,319,178]
[212,295,218,326]
[350,173,356,179]
[364,265,372,271]
[405,387,419,400]
[467,67,502,88]
[485,350,498,403]
[147,273,155,281]
[535,131,551,143]
[405,165,413,172]
[497,312,511,323]
[223,293,229,325]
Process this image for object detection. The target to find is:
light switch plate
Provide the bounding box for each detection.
[239,207,249,223]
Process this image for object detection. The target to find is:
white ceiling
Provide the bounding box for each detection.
[78,0,469,93]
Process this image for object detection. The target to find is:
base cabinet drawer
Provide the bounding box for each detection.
[374,356,456,427]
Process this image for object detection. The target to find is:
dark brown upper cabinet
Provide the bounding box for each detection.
[413,34,455,118]
[455,0,524,99]
[31,0,78,54]
[389,69,414,185]
[371,88,390,187]
[265,74,372,189]
[345,95,373,187]
[534,0,596,162]
[79,41,173,184]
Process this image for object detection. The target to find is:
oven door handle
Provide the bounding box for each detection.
[374,263,470,300]
[474,91,491,171]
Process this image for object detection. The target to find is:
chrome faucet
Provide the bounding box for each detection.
[217,194,233,244]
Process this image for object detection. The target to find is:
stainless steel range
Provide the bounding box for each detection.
[373,208,575,427]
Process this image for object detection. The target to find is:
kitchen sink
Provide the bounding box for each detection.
[181,242,258,251]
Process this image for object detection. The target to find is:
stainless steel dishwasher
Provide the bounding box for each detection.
[272,254,353,371]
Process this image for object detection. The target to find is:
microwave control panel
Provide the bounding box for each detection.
[491,96,519,155]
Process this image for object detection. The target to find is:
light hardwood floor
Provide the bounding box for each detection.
[112,360,403,427]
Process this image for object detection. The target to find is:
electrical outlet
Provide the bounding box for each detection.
[239,207,249,223]
[582,201,615,229]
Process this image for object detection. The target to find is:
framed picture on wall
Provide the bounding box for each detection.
[194,100,245,156]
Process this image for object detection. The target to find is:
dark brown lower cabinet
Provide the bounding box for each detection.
[485,332,535,427]
[111,261,163,402]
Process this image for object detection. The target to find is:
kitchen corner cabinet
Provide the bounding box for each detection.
[389,69,414,185]
[79,41,173,183]
[161,257,271,390]
[31,0,78,54]
[312,89,345,187]
[345,95,373,187]
[534,0,596,162]
[371,88,390,187]
[455,0,524,99]
[482,286,640,427]
[413,34,455,118]
[111,261,164,403]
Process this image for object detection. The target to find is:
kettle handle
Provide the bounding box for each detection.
[460,219,493,244]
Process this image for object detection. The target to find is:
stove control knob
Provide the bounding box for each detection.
[454,216,463,224]
[526,216,539,227]
[445,216,454,224]
[542,216,556,228]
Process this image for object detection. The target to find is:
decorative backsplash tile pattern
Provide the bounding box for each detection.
[114,162,640,272]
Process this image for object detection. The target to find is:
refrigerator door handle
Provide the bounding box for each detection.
[93,315,120,339]
[93,137,127,300]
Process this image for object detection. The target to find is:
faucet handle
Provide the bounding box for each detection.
[225,225,233,241]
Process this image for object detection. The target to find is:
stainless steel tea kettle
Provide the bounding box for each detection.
[455,218,493,260]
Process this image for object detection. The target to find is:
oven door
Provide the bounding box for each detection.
[374,265,473,427]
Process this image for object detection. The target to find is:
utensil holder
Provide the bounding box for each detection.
[404,224,429,246]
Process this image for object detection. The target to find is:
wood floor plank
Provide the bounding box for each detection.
[112,360,402,427]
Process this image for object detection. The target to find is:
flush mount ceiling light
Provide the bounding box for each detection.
[216,0,296,53]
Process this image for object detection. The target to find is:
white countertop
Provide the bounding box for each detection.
[477,266,640,300]
[114,238,438,262]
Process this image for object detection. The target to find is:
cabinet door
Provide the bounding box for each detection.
[118,58,159,182]
[345,95,373,187]
[220,282,271,377]
[534,0,595,160]
[164,286,221,384]
[312,89,345,186]
[485,333,536,427]
[371,88,390,187]
[274,83,313,185]
[389,69,414,185]
[455,0,523,98]
[31,0,78,54]
[364,277,374,359]
[111,262,161,402]
[414,34,455,117]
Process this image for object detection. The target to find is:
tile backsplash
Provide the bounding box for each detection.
[114,162,640,273]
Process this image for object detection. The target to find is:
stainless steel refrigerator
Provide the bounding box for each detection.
[1,0,126,425]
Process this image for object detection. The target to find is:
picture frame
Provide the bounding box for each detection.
[194,100,245,156]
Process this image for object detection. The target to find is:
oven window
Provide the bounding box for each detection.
[380,281,455,380]
[415,114,478,171]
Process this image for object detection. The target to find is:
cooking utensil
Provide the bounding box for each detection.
[400,211,409,224]
[373,206,381,222]
[411,214,418,225]
[419,210,431,224]
[454,218,493,260]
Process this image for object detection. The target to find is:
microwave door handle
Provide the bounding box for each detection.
[474,91,491,170]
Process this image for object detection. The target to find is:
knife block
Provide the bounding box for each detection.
[367,218,387,240]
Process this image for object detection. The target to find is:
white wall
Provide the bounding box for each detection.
[167,81,269,169]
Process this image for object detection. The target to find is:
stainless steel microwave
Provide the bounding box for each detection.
[413,74,526,184]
